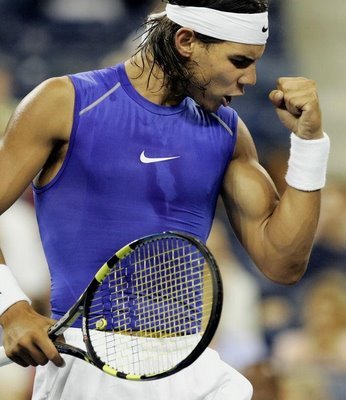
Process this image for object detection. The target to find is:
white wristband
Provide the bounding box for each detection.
[0,264,31,317]
[285,132,330,191]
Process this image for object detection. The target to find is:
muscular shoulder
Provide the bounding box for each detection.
[222,117,278,219]
[232,117,258,162]
[0,76,76,209]
[17,76,75,143]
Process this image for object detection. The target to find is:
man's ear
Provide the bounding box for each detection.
[174,28,197,58]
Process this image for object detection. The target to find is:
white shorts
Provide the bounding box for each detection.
[32,328,253,400]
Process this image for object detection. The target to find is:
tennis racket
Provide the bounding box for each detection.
[0,231,223,380]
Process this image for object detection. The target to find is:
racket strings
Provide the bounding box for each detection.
[86,237,214,375]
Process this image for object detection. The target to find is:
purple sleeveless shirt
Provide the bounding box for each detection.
[33,63,238,325]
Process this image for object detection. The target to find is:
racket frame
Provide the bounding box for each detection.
[82,231,223,380]
[0,231,223,380]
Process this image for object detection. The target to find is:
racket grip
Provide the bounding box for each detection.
[0,346,13,367]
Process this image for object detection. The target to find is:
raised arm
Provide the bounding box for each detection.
[222,77,329,284]
[0,76,75,367]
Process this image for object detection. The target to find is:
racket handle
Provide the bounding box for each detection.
[0,346,13,367]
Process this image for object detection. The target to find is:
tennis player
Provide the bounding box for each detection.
[0,0,330,399]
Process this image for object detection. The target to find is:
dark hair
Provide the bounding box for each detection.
[133,0,269,95]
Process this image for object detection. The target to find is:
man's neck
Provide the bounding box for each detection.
[124,55,185,106]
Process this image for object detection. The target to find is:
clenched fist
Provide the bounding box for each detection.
[269,77,323,140]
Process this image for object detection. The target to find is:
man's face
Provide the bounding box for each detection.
[187,41,265,112]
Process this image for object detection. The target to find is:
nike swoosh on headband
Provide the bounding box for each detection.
[140,151,181,164]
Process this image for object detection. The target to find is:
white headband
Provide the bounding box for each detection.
[165,4,269,45]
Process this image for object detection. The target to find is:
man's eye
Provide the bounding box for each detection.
[230,58,253,69]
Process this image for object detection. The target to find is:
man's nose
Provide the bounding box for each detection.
[239,65,257,86]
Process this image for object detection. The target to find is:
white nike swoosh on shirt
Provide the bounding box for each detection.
[140,151,181,164]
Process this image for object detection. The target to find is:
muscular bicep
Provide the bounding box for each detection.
[0,76,74,213]
[221,118,280,263]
